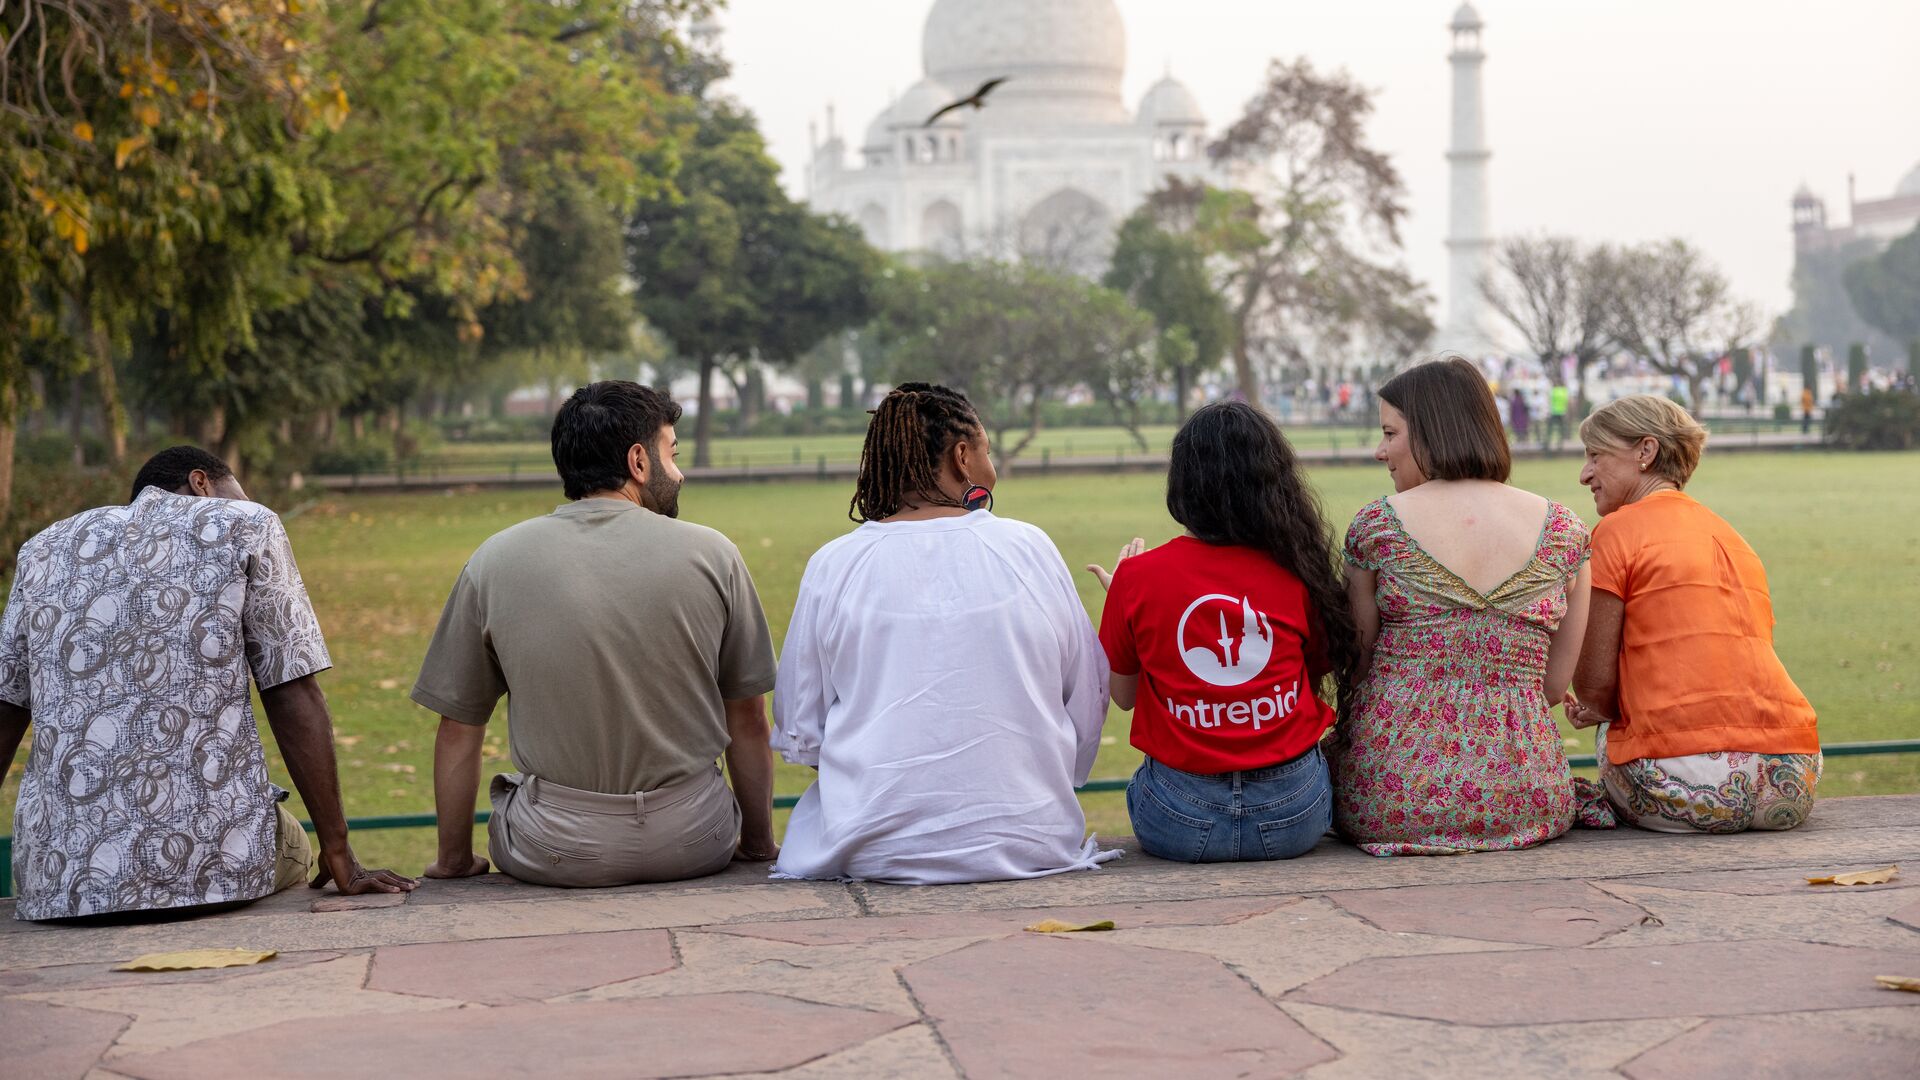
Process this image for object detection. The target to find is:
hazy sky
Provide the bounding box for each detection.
[709,0,1919,319]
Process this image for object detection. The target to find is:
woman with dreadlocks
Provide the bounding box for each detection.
[769,383,1117,884]
[1086,401,1358,863]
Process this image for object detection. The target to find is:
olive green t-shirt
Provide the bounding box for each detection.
[411,498,777,794]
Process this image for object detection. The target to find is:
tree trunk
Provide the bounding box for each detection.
[193,403,226,451]
[88,320,128,465]
[693,356,716,468]
[1174,366,1192,421]
[1231,283,1262,406]
[0,381,17,526]
[68,372,86,466]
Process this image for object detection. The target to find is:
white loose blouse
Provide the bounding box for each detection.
[770,512,1118,884]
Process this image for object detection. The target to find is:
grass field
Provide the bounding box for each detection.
[4,448,1916,874]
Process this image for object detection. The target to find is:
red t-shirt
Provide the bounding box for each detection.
[1097,537,1334,775]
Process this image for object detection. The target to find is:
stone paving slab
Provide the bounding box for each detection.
[107,992,912,1080]
[1321,879,1652,946]
[2,794,1918,1079]
[1620,1014,1920,1080]
[902,935,1338,1078]
[366,928,675,1004]
[1288,939,1920,1024]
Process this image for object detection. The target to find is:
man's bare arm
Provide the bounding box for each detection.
[259,674,417,895]
[426,716,490,878]
[724,695,778,861]
[0,701,28,779]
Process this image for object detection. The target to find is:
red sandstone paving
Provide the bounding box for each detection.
[902,935,1337,1079]
[366,928,675,1004]
[1598,866,1916,896]
[0,950,343,994]
[708,895,1292,946]
[1891,898,1920,933]
[1289,940,1920,1025]
[3,998,131,1079]
[1322,880,1650,946]
[309,892,410,913]
[109,992,911,1080]
[1621,1016,1920,1080]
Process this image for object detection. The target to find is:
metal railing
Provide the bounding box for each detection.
[4,738,1916,900]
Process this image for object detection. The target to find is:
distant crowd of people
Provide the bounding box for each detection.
[0,361,1820,920]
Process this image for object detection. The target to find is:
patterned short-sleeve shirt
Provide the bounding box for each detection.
[0,489,331,920]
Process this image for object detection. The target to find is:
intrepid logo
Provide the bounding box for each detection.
[1166,681,1303,731]
[1176,593,1274,688]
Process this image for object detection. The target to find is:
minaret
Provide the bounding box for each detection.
[1443,3,1493,352]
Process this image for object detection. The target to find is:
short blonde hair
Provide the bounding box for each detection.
[1579,395,1708,487]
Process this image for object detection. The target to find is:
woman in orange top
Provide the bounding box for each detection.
[1566,396,1821,832]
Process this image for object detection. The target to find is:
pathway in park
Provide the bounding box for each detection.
[7,795,1918,1078]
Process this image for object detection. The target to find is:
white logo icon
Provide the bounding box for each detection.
[1176,594,1274,688]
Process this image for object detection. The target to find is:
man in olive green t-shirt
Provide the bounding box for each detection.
[412,381,780,887]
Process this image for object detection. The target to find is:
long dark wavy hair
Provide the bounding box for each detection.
[1165,401,1361,718]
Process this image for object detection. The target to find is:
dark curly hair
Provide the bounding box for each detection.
[130,446,232,503]
[850,383,983,522]
[551,381,683,501]
[1164,401,1361,718]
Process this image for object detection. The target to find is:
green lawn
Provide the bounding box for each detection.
[4,449,1915,874]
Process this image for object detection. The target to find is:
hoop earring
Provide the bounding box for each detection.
[962,484,993,512]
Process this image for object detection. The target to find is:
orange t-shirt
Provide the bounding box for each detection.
[1589,490,1818,764]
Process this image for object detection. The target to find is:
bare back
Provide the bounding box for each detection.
[1385,480,1552,597]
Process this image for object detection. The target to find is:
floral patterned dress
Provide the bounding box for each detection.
[1329,497,1595,856]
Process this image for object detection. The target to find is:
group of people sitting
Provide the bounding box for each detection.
[0,358,1820,920]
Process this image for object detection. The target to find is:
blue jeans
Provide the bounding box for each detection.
[1126,749,1332,863]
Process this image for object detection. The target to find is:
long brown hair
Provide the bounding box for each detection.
[1376,356,1512,483]
[850,383,983,522]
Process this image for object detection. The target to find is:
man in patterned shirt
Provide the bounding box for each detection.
[0,447,415,920]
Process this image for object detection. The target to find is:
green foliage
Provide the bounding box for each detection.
[0,459,127,578]
[1824,389,1920,451]
[1104,212,1231,415]
[1843,223,1920,342]
[627,100,879,462]
[870,258,1156,457]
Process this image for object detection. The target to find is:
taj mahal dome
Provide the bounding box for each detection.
[803,0,1231,270]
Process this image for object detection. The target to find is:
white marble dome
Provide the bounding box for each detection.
[1897,161,1920,198]
[1137,76,1205,127]
[892,77,964,130]
[921,0,1129,126]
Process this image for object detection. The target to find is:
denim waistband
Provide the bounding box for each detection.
[1153,744,1322,785]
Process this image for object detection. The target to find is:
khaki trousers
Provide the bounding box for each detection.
[271,803,315,893]
[487,767,739,888]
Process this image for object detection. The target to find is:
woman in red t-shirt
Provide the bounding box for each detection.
[1088,402,1360,862]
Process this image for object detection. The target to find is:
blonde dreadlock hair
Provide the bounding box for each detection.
[850,383,984,522]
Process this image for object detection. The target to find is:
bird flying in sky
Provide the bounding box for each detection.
[924,77,1009,127]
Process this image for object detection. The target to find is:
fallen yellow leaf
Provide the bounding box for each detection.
[1024,919,1116,934]
[1806,865,1898,887]
[116,948,276,972]
[73,121,94,143]
[1875,975,1920,993]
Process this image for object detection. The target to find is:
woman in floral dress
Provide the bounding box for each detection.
[1329,358,1600,855]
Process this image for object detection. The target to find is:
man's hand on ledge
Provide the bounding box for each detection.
[312,846,421,895]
